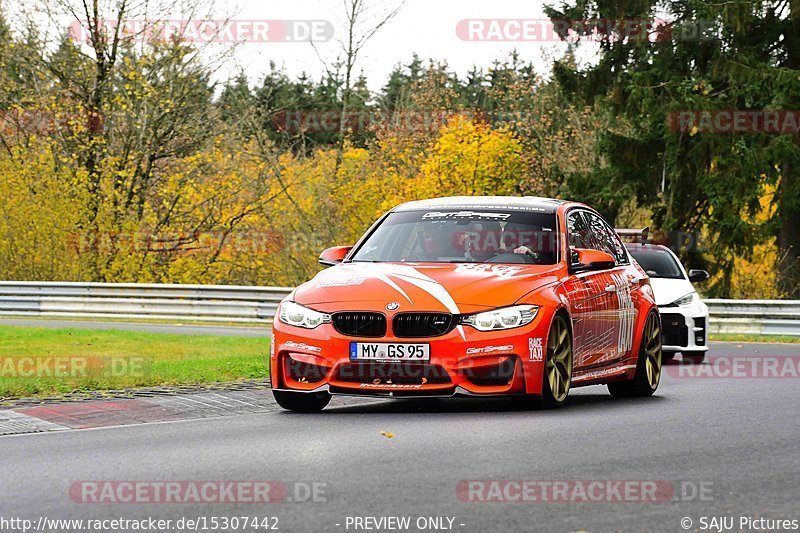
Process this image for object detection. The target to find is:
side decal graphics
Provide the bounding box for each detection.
[611,272,636,356]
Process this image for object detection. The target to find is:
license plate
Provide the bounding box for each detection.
[349,342,430,362]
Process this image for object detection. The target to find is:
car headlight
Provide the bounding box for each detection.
[278,301,331,329]
[673,293,696,306]
[460,305,538,331]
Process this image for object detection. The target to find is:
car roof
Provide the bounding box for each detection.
[392,196,568,214]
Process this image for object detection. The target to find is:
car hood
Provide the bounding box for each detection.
[292,262,561,314]
[649,277,696,306]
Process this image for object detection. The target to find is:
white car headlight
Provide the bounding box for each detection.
[279,301,331,329]
[673,293,697,306]
[460,305,538,331]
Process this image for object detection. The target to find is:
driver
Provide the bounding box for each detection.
[504,228,542,261]
[420,229,450,259]
[513,244,539,258]
[461,222,542,262]
[418,221,542,262]
[460,222,484,261]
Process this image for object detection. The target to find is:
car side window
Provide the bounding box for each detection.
[567,211,592,250]
[567,210,600,266]
[584,212,628,264]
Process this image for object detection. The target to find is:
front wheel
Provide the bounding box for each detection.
[539,314,573,408]
[608,310,662,398]
[272,390,331,412]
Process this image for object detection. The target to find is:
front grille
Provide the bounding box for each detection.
[393,313,455,338]
[332,312,387,337]
[661,313,688,347]
[334,362,451,385]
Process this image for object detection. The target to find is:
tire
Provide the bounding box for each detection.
[682,351,706,364]
[272,390,331,412]
[663,352,676,364]
[608,310,662,398]
[538,314,573,409]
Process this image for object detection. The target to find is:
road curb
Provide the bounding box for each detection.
[0,388,280,436]
[0,378,272,409]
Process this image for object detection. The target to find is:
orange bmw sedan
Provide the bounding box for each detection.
[270,196,662,411]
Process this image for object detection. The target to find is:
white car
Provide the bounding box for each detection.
[625,243,710,364]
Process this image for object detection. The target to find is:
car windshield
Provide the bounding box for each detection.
[627,247,685,279]
[350,209,559,265]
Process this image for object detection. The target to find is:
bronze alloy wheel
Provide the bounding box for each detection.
[643,311,662,390]
[542,314,573,407]
[608,310,662,398]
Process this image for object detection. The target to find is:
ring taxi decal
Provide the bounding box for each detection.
[529,338,544,362]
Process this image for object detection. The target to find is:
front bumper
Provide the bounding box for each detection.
[658,303,709,353]
[271,383,527,399]
[271,312,551,398]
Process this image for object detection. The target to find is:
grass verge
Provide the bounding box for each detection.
[0,315,268,328]
[0,325,269,398]
[709,333,800,344]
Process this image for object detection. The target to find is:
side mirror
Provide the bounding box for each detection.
[571,248,616,271]
[688,269,710,283]
[319,246,353,267]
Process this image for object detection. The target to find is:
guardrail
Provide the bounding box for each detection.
[0,282,798,334]
[705,299,800,336]
[0,281,293,323]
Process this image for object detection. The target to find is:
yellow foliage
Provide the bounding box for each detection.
[255,117,530,284]
[0,115,524,287]
[726,185,781,298]
[0,138,87,281]
[399,116,527,203]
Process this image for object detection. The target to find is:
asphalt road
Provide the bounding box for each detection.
[1,342,798,533]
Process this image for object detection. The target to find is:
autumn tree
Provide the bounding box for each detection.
[545,0,800,297]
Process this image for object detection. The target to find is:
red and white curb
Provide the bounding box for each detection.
[0,390,281,436]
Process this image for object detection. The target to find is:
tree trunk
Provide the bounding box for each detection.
[777,4,800,298]
[777,159,800,298]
